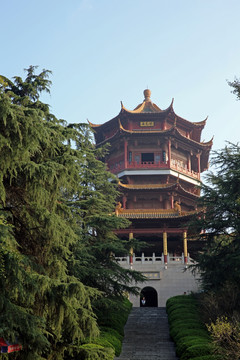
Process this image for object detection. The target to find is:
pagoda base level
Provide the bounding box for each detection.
[115,253,194,266]
[115,227,187,235]
[118,256,200,307]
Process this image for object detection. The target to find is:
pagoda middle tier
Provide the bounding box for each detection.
[90,89,212,219]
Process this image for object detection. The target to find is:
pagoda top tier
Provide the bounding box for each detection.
[89,89,212,147]
[122,89,163,113]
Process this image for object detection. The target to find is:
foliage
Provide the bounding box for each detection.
[228,77,240,101]
[207,316,240,360]
[72,344,115,360]
[85,298,131,357]
[181,344,214,360]
[93,329,122,357]
[95,298,132,336]
[188,356,222,360]
[199,283,240,322]
[191,143,240,293]
[166,295,212,360]
[0,67,141,359]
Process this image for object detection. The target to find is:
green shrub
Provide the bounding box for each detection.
[170,323,205,342]
[99,327,123,356]
[78,343,115,360]
[168,311,200,323]
[96,298,132,336]
[84,297,132,358]
[166,295,197,308]
[167,302,198,314]
[176,337,211,357]
[181,343,214,360]
[206,316,240,359]
[166,294,214,360]
[167,305,198,316]
[188,356,223,360]
[175,329,210,342]
[170,319,204,333]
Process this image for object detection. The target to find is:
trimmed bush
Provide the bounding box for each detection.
[167,294,214,359]
[85,298,132,358]
[170,320,205,341]
[181,343,214,360]
[166,295,197,308]
[174,328,210,342]
[78,343,115,360]
[96,298,132,336]
[167,303,198,315]
[99,328,123,356]
[168,311,200,323]
[174,329,210,342]
[176,337,211,358]
[188,356,223,360]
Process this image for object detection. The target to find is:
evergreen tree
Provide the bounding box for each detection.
[192,78,240,293]
[68,125,144,301]
[193,141,240,293]
[0,67,143,359]
[0,67,100,359]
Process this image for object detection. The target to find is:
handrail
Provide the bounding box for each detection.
[115,253,195,265]
[110,160,200,180]
[115,208,196,218]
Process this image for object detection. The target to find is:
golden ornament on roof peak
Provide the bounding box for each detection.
[144,89,151,101]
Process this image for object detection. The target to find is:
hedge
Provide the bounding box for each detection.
[78,344,115,360]
[188,356,223,360]
[176,337,211,358]
[87,298,132,358]
[166,294,213,360]
[181,344,214,360]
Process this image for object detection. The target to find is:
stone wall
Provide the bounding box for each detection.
[120,260,201,307]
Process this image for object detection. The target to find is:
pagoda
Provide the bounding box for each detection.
[90,89,212,268]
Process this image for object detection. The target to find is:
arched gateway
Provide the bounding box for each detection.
[90,89,213,305]
[140,287,158,307]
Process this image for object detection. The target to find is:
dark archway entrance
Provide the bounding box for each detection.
[140,286,158,307]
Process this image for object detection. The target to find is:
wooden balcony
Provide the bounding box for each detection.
[115,253,196,265]
[115,208,196,219]
[110,160,200,180]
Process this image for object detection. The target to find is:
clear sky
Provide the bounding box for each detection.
[1,0,240,157]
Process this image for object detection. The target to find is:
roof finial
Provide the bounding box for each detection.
[143,89,151,102]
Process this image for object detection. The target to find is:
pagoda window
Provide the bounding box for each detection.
[162,150,167,163]
[129,151,132,164]
[155,154,161,163]
[135,154,140,164]
[141,153,154,164]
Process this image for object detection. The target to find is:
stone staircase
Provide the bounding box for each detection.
[115,307,178,360]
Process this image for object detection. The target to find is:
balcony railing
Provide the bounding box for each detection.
[115,208,196,219]
[115,252,196,265]
[109,160,200,180]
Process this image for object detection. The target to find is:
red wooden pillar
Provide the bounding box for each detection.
[122,195,127,209]
[163,231,168,267]
[187,153,191,171]
[129,232,133,267]
[197,152,201,179]
[183,231,188,266]
[168,138,171,167]
[124,139,128,169]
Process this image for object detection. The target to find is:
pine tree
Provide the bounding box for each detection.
[0,67,144,360]
[193,142,240,292]
[67,123,144,303]
[0,67,100,360]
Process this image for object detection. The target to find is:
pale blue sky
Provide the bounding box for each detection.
[1,0,240,156]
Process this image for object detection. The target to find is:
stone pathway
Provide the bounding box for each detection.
[115,307,178,360]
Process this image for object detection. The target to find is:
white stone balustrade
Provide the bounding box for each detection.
[115,252,195,265]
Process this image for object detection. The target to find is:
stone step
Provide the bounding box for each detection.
[115,307,178,360]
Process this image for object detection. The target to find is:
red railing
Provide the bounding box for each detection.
[109,160,200,180]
